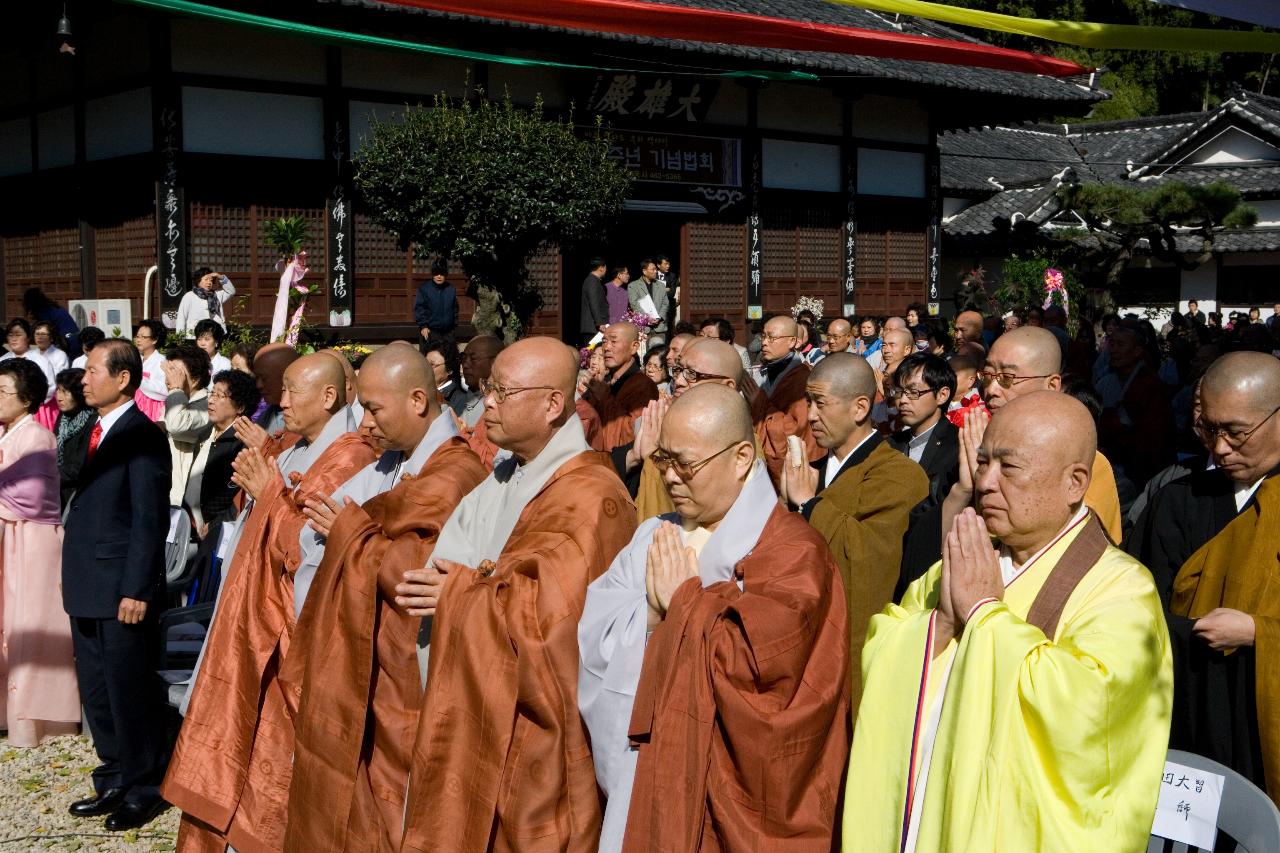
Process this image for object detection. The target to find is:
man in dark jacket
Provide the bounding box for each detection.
[413,258,458,347]
[886,352,959,596]
[579,258,609,346]
[63,340,172,831]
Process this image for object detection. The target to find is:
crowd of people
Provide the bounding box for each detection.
[1,276,1279,851]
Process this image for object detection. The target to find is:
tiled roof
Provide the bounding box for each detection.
[327,0,1103,104]
[944,185,1061,236]
[1140,163,1280,195]
[1178,228,1280,254]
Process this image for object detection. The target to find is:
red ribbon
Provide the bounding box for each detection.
[376,0,1090,77]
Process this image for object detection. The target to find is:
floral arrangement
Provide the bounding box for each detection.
[330,342,373,364]
[1043,267,1069,316]
[790,296,825,322]
[578,346,593,370]
[620,309,659,341]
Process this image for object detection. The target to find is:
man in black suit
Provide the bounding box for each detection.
[63,339,172,831]
[579,257,609,346]
[887,352,960,596]
[1184,299,1207,327]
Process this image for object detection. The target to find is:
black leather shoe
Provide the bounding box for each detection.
[104,798,169,831]
[69,788,126,817]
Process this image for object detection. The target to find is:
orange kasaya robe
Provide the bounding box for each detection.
[590,359,658,452]
[623,505,851,851]
[466,399,605,471]
[282,438,486,853]
[163,431,378,853]
[757,358,821,486]
[400,451,638,853]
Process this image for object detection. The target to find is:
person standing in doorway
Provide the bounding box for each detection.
[605,266,631,325]
[628,259,669,346]
[655,253,680,333]
[580,258,610,346]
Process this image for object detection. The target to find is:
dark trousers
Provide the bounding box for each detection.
[71,615,169,803]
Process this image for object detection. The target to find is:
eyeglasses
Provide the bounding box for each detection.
[887,386,936,401]
[762,333,796,343]
[650,442,739,480]
[480,378,555,403]
[979,370,1054,390]
[0,388,19,399]
[207,390,230,400]
[672,363,731,384]
[1201,403,1280,450]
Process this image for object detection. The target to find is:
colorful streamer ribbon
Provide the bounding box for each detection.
[117,0,1090,78]
[828,0,1280,53]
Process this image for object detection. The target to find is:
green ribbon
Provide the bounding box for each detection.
[117,0,819,80]
[828,0,1280,53]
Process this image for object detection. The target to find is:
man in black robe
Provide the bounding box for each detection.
[1125,351,1280,791]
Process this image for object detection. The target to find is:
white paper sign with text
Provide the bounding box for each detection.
[1150,760,1224,850]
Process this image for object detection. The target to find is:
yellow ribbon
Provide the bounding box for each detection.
[827,0,1280,53]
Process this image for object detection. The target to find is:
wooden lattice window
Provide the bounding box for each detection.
[528,247,561,313]
[685,222,746,312]
[356,214,409,274]
[189,204,252,272]
[4,228,80,281]
[96,217,157,278]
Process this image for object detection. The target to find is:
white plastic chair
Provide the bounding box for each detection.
[1147,749,1280,853]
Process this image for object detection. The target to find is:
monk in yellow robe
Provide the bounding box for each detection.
[281,346,486,852]
[393,338,638,852]
[846,392,1171,852]
[968,326,1122,541]
[164,354,378,853]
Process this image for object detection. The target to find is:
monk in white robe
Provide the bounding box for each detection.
[580,385,849,852]
[845,391,1171,852]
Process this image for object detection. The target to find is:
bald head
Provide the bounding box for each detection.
[484,337,580,460]
[281,353,346,441]
[883,316,908,333]
[828,319,851,337]
[319,348,359,400]
[761,315,799,362]
[1202,351,1280,411]
[956,311,984,340]
[680,338,744,383]
[665,383,755,448]
[809,352,876,401]
[253,344,301,406]
[881,327,915,369]
[766,316,798,337]
[978,391,1095,557]
[466,334,504,359]
[361,344,434,398]
[357,345,440,451]
[988,326,1063,376]
[607,322,640,345]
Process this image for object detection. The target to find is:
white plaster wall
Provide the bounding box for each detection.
[858,147,924,197]
[763,139,840,192]
[1178,263,1217,314]
[1187,127,1280,164]
[758,83,842,135]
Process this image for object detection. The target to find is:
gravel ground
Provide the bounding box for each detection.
[0,734,178,851]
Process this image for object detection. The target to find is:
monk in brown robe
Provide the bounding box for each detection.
[630,338,764,520]
[467,395,604,469]
[282,346,486,852]
[395,337,638,852]
[781,353,928,713]
[755,314,820,484]
[580,384,849,851]
[164,354,378,853]
[586,322,658,452]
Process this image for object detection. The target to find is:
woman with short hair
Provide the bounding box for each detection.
[53,368,93,508]
[0,358,79,745]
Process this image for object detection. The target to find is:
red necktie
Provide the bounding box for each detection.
[87,421,102,463]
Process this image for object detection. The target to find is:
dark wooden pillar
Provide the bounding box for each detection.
[151,15,186,326]
[324,46,354,328]
[745,82,762,322]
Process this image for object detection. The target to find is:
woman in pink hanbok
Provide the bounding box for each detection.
[0,358,79,745]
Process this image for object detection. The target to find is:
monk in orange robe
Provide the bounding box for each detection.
[282,346,486,853]
[467,396,604,470]
[164,353,377,853]
[754,315,820,484]
[579,385,849,851]
[394,337,637,852]
[586,322,658,452]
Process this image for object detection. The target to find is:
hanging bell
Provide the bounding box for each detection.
[56,13,72,36]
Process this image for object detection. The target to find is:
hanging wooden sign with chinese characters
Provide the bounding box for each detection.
[603,130,741,186]
[327,198,354,327]
[584,74,720,125]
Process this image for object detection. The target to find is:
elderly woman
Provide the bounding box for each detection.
[175,267,236,338]
[1,319,58,430]
[52,369,93,508]
[0,358,79,745]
